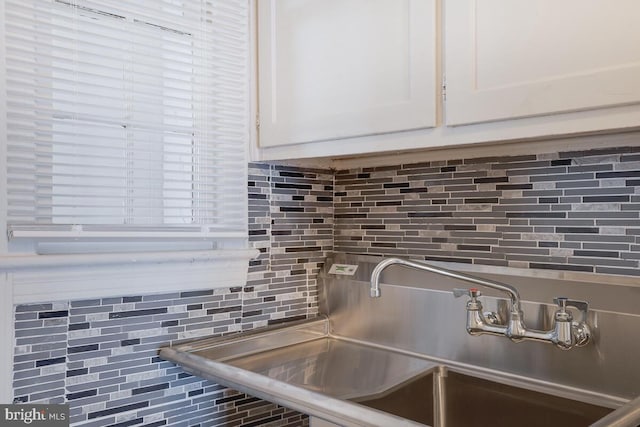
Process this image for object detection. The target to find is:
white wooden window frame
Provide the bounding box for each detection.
[0,0,251,264]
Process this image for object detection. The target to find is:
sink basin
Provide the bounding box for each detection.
[352,370,434,425]
[354,368,612,427]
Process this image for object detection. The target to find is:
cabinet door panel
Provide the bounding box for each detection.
[259,0,436,147]
[445,0,640,126]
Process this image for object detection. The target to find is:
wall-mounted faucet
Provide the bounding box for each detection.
[370,257,591,350]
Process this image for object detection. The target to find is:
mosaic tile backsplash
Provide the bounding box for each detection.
[13,144,640,427]
[12,164,334,427]
[335,146,640,276]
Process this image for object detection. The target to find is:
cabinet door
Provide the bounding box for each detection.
[258,0,436,147]
[445,0,640,126]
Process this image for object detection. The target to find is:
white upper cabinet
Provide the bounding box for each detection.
[444,0,640,126]
[258,0,437,147]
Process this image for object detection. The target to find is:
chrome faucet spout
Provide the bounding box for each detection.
[370,257,522,312]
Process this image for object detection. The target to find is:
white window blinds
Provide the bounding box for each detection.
[3,0,249,242]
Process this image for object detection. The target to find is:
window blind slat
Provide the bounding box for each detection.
[5,0,249,233]
[5,3,248,54]
[7,0,249,36]
[6,28,247,70]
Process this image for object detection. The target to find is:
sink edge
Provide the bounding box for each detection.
[159,345,428,427]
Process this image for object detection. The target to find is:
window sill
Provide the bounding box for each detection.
[2,249,260,304]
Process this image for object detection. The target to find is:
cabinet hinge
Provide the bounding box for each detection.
[256,116,260,129]
[442,75,447,101]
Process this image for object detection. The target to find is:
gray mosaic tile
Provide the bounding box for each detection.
[335,145,640,274]
[14,150,640,426]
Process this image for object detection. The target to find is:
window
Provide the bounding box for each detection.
[3,0,250,252]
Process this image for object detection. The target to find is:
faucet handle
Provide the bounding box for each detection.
[553,297,589,322]
[553,297,591,348]
[453,288,481,298]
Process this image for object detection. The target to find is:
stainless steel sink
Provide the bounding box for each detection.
[160,316,633,427]
[354,368,612,427]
